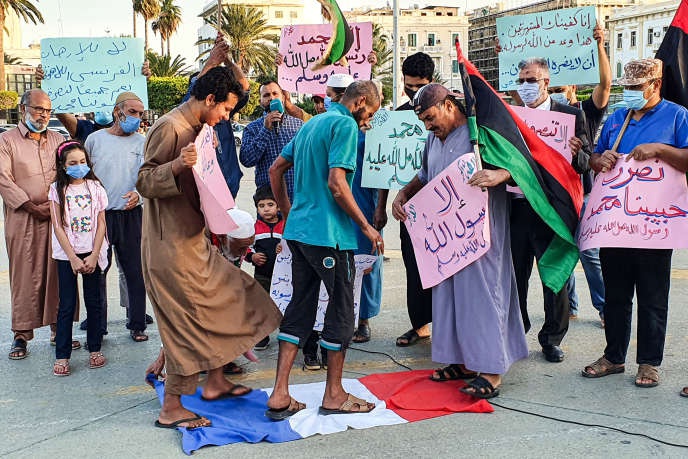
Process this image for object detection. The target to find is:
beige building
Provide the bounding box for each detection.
[345,5,469,99]
[606,0,679,79]
[197,0,304,67]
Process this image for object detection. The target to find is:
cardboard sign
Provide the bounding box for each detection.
[403,153,490,289]
[41,37,148,112]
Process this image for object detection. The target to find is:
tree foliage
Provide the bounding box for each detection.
[152,0,182,56]
[0,90,18,109]
[134,0,161,51]
[147,76,187,113]
[146,50,191,77]
[197,4,278,76]
[239,79,261,119]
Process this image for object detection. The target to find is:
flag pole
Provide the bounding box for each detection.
[455,38,482,172]
[393,0,399,108]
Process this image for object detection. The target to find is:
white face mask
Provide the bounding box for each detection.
[550,92,569,105]
[517,82,542,105]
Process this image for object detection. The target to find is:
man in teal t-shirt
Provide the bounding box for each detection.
[266,80,384,419]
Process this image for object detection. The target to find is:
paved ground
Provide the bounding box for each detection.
[1,171,687,458]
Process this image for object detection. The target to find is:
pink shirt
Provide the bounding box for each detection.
[49,179,109,270]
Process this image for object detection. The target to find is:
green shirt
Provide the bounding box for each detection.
[281,102,358,250]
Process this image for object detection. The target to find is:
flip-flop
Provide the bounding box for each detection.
[265,397,306,421]
[200,384,252,401]
[50,338,81,350]
[318,393,375,415]
[395,329,430,347]
[154,414,210,430]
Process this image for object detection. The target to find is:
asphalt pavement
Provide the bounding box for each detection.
[1,170,687,458]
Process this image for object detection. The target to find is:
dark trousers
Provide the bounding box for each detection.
[56,255,103,359]
[510,199,570,347]
[99,207,147,332]
[600,248,672,366]
[279,241,355,350]
[399,222,432,330]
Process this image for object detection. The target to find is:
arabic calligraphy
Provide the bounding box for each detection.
[278,22,373,93]
[40,37,148,113]
[496,7,599,90]
[403,153,492,289]
[578,158,688,251]
[363,110,427,190]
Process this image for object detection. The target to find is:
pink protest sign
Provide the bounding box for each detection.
[192,124,238,234]
[278,22,373,93]
[578,158,688,250]
[403,153,491,289]
[510,105,574,162]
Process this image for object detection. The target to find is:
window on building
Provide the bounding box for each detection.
[290,10,297,19]
[617,62,623,78]
[407,33,417,47]
[452,33,460,46]
[275,10,283,18]
[428,33,436,46]
[432,57,441,71]
[452,59,459,73]
[617,33,623,49]
[647,28,654,45]
[631,30,637,47]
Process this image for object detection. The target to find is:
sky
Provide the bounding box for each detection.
[21,0,492,69]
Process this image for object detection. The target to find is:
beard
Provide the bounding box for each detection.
[352,106,369,128]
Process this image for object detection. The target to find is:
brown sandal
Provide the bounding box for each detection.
[582,356,625,378]
[635,364,659,388]
[318,393,375,415]
[89,352,106,369]
[53,359,71,376]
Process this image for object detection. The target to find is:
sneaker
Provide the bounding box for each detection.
[254,336,270,351]
[321,349,328,370]
[303,354,321,371]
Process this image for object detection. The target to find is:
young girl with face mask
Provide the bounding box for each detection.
[49,141,110,376]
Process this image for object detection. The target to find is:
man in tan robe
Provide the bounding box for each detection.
[0,89,63,359]
[137,66,282,430]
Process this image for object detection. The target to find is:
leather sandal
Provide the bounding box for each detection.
[635,364,659,388]
[581,356,625,378]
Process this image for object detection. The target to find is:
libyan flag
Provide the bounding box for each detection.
[455,40,582,293]
[656,0,688,108]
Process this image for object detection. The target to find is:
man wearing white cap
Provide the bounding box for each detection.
[84,91,150,342]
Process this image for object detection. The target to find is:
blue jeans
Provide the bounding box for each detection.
[55,254,103,359]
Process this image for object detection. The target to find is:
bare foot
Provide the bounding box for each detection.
[267,390,293,410]
[321,392,375,412]
[202,378,251,400]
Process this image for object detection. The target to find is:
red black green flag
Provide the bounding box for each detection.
[656,0,688,108]
[456,39,583,293]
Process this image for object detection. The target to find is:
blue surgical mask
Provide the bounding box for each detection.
[94,111,113,126]
[25,117,47,133]
[324,96,332,111]
[65,164,90,179]
[517,82,542,106]
[550,92,569,105]
[623,89,649,110]
[119,114,141,133]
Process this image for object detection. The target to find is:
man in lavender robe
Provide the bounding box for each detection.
[392,84,528,399]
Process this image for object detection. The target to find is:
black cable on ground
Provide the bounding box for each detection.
[349,345,688,449]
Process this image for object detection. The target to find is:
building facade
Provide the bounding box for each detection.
[468,0,638,90]
[197,0,304,68]
[345,5,469,98]
[606,0,679,79]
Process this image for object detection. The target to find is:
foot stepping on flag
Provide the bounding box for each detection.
[148,370,493,455]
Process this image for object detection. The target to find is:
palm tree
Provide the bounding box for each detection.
[137,0,160,52]
[4,53,21,64]
[371,24,392,80]
[132,0,141,38]
[197,4,278,76]
[0,1,44,91]
[146,50,190,77]
[152,0,182,56]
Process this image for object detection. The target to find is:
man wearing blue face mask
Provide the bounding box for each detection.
[0,89,64,360]
[84,91,150,343]
[512,57,592,363]
[583,58,688,389]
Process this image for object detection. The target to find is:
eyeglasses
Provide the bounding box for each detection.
[516,77,544,85]
[25,105,53,116]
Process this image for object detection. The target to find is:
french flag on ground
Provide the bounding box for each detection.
[150,370,493,455]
